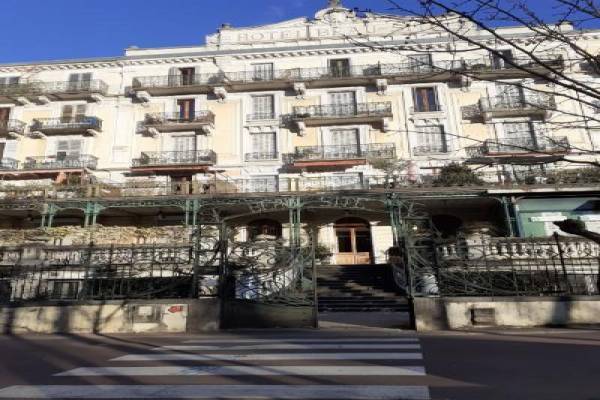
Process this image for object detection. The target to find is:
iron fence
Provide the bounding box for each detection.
[0,119,26,135]
[466,136,570,157]
[31,117,103,132]
[0,158,20,170]
[290,102,392,119]
[480,94,556,112]
[403,236,600,297]
[23,155,98,170]
[289,143,396,162]
[132,150,217,167]
[244,152,279,162]
[143,111,215,126]
[40,80,108,95]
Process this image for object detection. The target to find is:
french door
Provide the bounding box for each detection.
[329,91,356,116]
[0,108,10,131]
[177,99,195,121]
[172,135,197,163]
[334,219,373,265]
[330,129,360,158]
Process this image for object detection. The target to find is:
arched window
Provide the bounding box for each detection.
[248,219,282,240]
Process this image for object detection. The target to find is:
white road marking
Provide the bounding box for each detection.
[182,338,419,343]
[56,365,426,377]
[0,385,431,399]
[112,352,424,362]
[154,344,421,351]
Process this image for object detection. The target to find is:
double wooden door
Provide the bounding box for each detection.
[335,222,373,265]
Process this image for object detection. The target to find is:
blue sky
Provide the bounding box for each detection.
[0,0,584,64]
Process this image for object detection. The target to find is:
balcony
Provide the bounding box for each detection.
[413,144,449,156]
[0,82,42,105]
[131,150,217,175]
[0,119,26,138]
[245,152,279,162]
[246,113,277,123]
[0,158,19,170]
[37,80,108,102]
[463,94,556,121]
[464,55,564,79]
[30,117,102,137]
[130,61,466,99]
[287,102,392,133]
[139,112,215,136]
[286,143,396,170]
[23,155,98,170]
[466,136,570,163]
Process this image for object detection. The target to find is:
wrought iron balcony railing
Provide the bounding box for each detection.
[288,143,396,162]
[132,150,217,168]
[413,144,449,155]
[0,119,26,135]
[30,117,103,133]
[290,102,392,119]
[246,112,277,121]
[466,135,570,157]
[245,152,279,162]
[0,82,42,97]
[131,60,468,91]
[480,94,556,112]
[22,155,98,170]
[40,80,108,96]
[464,55,564,71]
[0,158,19,170]
[143,111,215,126]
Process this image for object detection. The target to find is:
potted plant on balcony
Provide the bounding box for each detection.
[433,163,484,187]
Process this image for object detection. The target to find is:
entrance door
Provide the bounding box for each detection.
[0,108,9,132]
[334,218,373,265]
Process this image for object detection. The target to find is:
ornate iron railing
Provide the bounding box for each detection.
[0,158,19,170]
[30,116,103,132]
[466,136,570,157]
[0,82,42,97]
[291,102,392,119]
[132,150,217,168]
[480,94,556,112]
[0,119,26,135]
[404,236,599,297]
[131,61,468,90]
[143,111,215,126]
[22,155,98,170]
[413,144,448,155]
[464,55,564,71]
[245,152,279,162]
[246,112,276,121]
[289,143,396,162]
[40,80,108,95]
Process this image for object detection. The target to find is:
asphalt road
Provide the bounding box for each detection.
[0,327,598,399]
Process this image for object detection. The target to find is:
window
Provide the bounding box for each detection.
[0,142,5,160]
[329,91,357,115]
[329,59,351,77]
[408,54,433,72]
[252,95,275,120]
[330,129,360,158]
[180,68,195,86]
[61,105,86,123]
[68,73,92,91]
[177,99,195,120]
[251,132,277,158]
[56,139,82,160]
[0,76,19,86]
[415,125,447,154]
[173,135,196,153]
[253,63,274,81]
[413,87,440,112]
[0,108,10,123]
[50,281,79,300]
[501,122,535,151]
[491,50,515,70]
[496,83,524,106]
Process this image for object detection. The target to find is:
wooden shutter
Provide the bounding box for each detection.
[252,96,274,119]
[0,142,5,160]
[75,105,86,122]
[180,68,195,85]
[252,132,276,155]
[61,105,74,123]
[0,108,10,122]
[168,67,182,87]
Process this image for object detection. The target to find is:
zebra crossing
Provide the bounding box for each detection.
[0,335,431,399]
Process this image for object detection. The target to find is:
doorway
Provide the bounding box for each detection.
[334,217,372,265]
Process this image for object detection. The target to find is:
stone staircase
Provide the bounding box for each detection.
[317,264,409,313]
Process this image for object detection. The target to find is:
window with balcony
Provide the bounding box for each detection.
[413,87,440,112]
[414,125,447,154]
[330,129,360,158]
[55,139,83,163]
[250,132,277,160]
[50,281,79,300]
[491,50,515,70]
[329,59,351,77]
[0,108,9,124]
[496,83,524,106]
[168,67,196,87]
[253,63,274,81]
[177,99,196,120]
[408,54,433,73]
[501,121,536,151]
[329,91,357,115]
[60,104,86,123]
[68,73,92,91]
[251,95,275,120]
